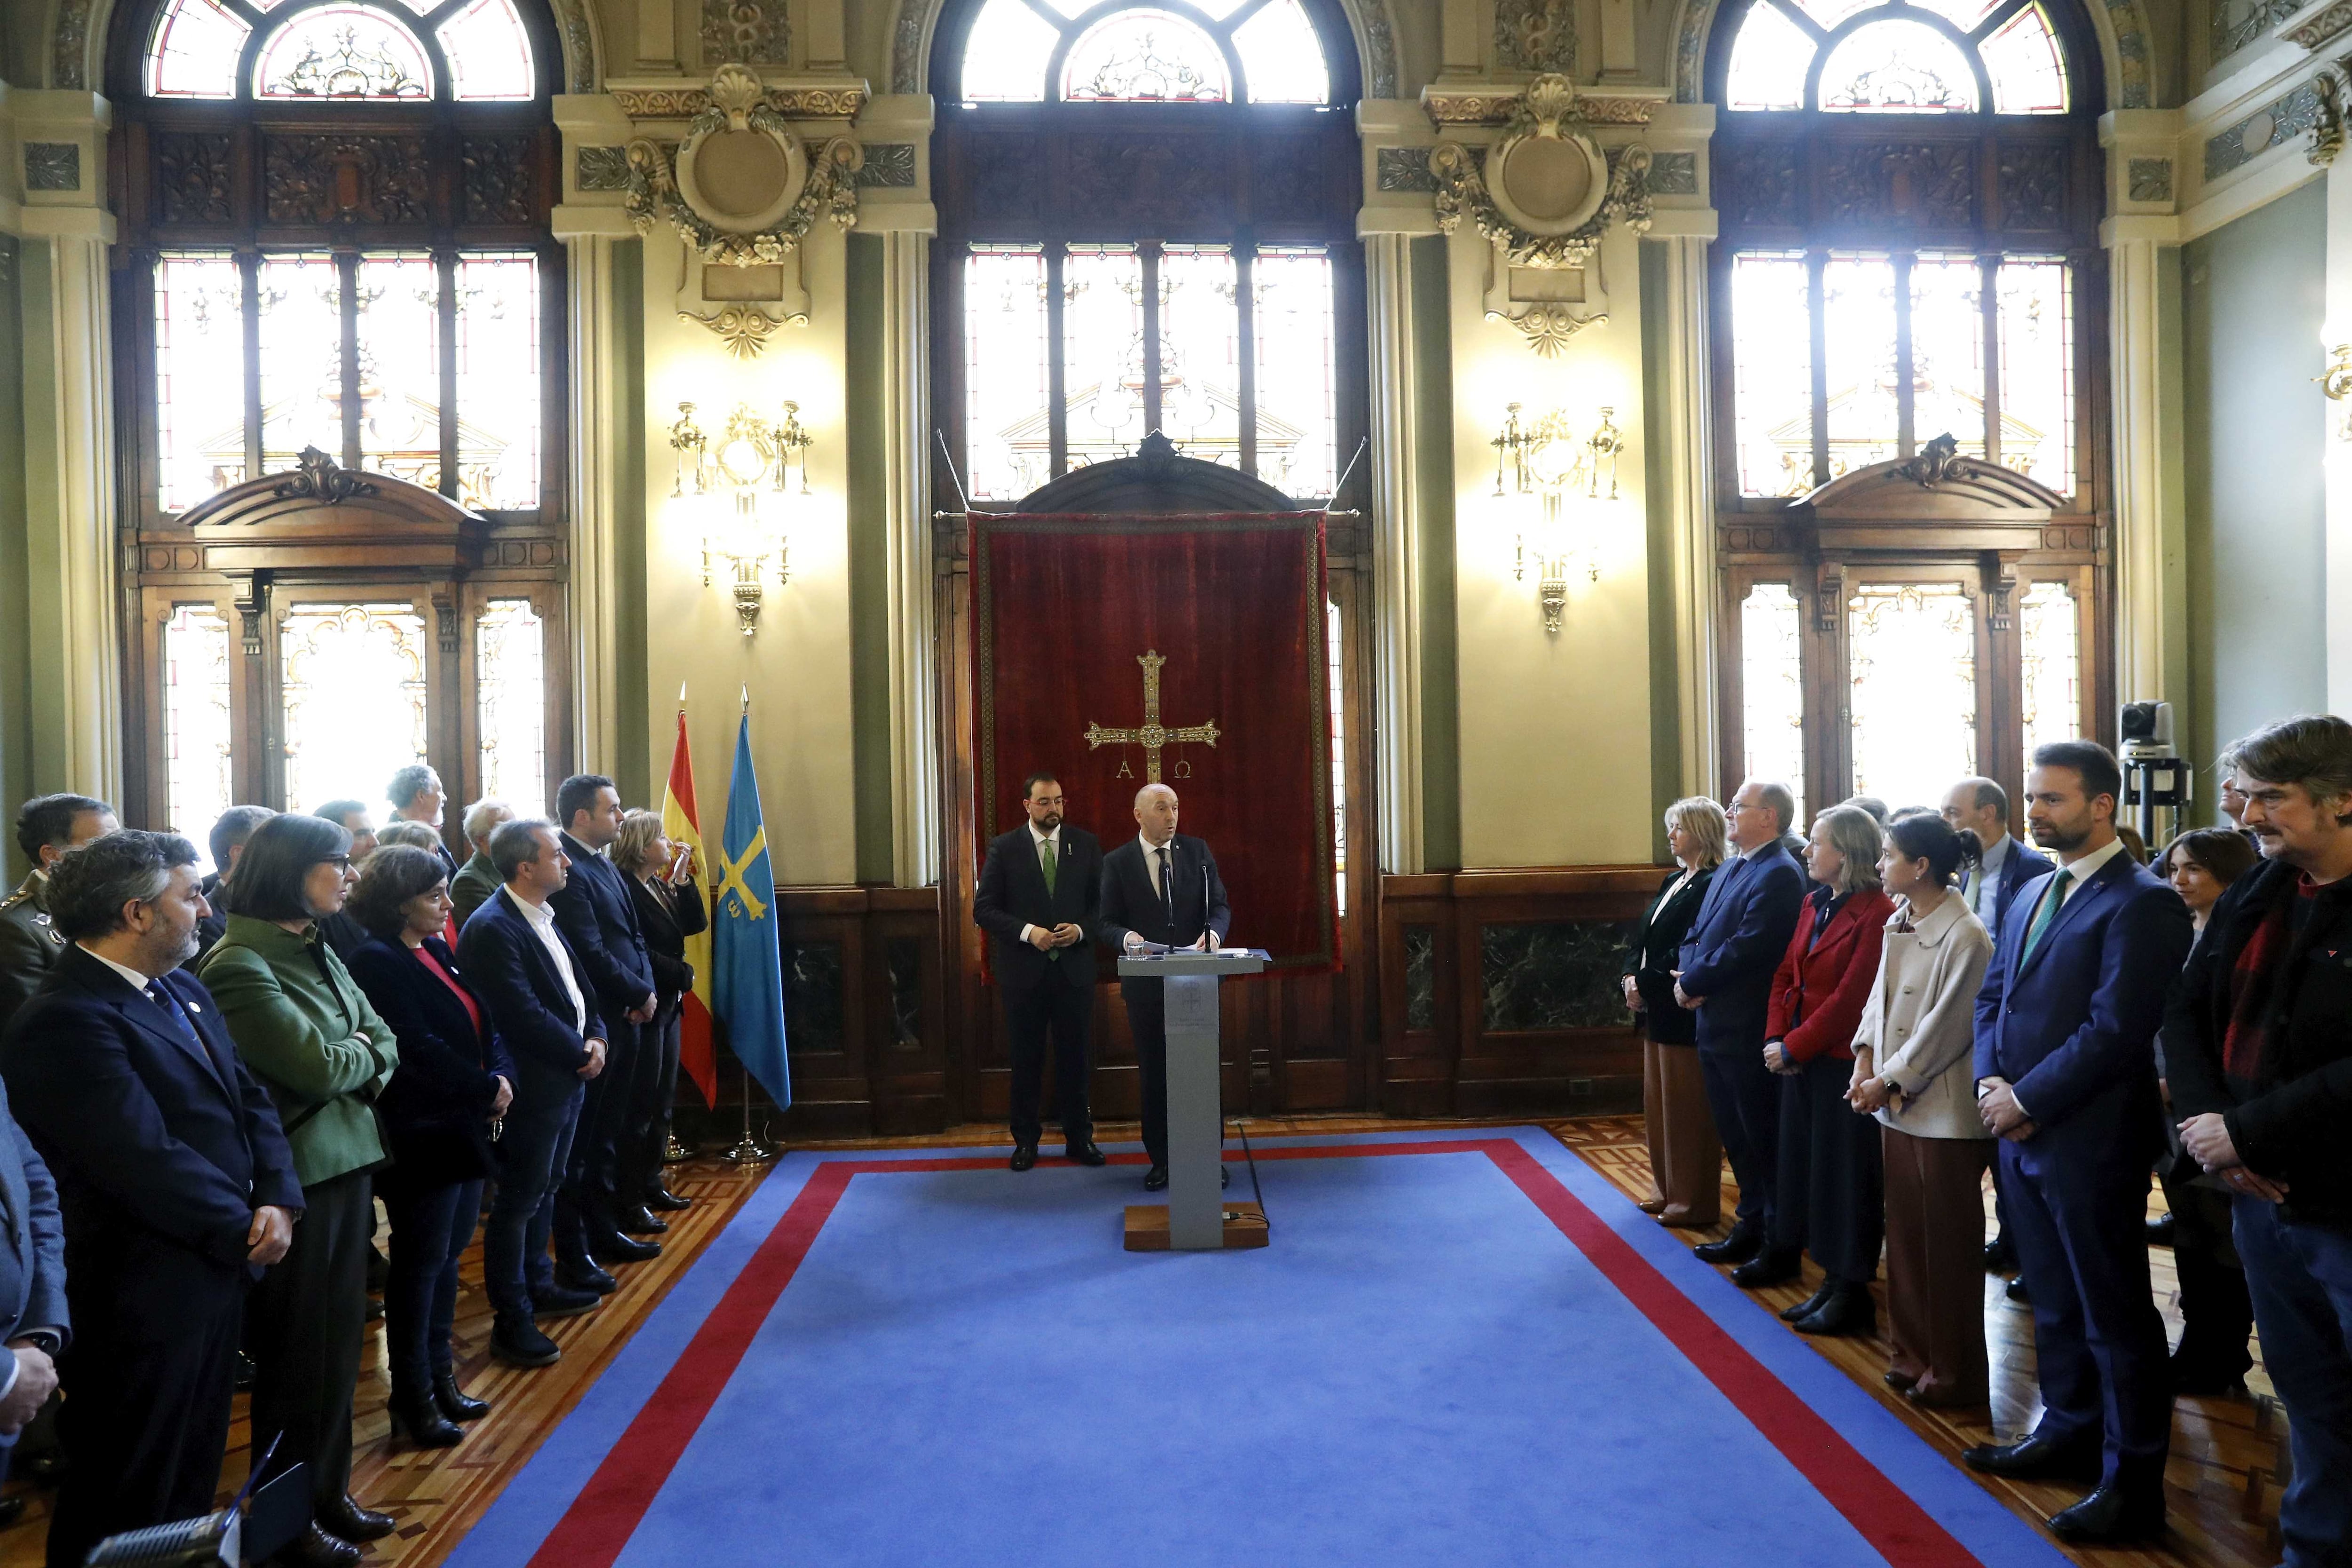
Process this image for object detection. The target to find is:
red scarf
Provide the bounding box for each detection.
[2223,874,2320,1079]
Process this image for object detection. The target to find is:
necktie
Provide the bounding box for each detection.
[2018,868,2074,963]
[1962,865,1983,908]
[146,980,201,1046]
[1157,845,1174,930]
[1039,836,1057,896]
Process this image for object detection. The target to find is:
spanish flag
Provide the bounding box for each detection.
[662,704,719,1107]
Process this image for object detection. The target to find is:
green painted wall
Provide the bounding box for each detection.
[2182,179,2328,784]
[1410,235,1461,872]
[612,239,652,807]
[844,231,895,885]
[0,235,29,883]
[1639,240,1680,866]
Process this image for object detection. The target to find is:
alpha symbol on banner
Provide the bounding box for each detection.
[1084,649,1219,785]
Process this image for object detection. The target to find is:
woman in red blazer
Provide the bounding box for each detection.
[1736,804,1895,1336]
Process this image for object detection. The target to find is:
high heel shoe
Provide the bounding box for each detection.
[434,1371,490,1423]
[387,1390,463,1450]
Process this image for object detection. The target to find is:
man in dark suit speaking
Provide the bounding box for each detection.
[1099,783,1230,1193]
[972,772,1107,1172]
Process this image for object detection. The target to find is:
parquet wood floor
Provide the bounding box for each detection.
[0,1115,2280,1567]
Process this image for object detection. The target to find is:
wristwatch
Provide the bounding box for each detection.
[1880,1075,1902,1097]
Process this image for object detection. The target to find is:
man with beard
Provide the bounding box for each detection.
[973,772,1106,1171]
[1964,741,2191,1545]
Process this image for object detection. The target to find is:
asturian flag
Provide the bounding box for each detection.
[711,707,791,1108]
[661,703,719,1108]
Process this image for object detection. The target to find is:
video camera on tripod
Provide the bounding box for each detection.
[2118,700,2190,856]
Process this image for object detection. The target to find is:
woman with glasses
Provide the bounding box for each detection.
[198,813,401,1568]
[1622,798,1728,1227]
[345,845,515,1448]
[1753,804,1894,1336]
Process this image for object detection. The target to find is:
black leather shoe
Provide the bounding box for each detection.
[273,1522,362,1568]
[1731,1248,1801,1288]
[388,1390,463,1449]
[2169,1348,2251,1396]
[2005,1275,2033,1305]
[490,1316,562,1368]
[1793,1284,1876,1337]
[646,1186,692,1211]
[589,1228,661,1265]
[1780,1281,1837,1322]
[1143,1165,1168,1191]
[434,1372,490,1423]
[1983,1236,2016,1273]
[1961,1431,2104,1483]
[1010,1144,1038,1172]
[320,1495,395,1541]
[615,1203,669,1236]
[1064,1142,1107,1167]
[0,1496,23,1526]
[2047,1481,2165,1544]
[555,1259,617,1295]
[531,1284,603,1319]
[2146,1212,2176,1248]
[1883,1368,1919,1392]
[1694,1224,1762,1265]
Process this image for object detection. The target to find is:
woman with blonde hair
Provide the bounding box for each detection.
[1622,797,1728,1226]
[612,809,708,1214]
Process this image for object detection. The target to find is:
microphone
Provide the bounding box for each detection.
[1201,858,1215,951]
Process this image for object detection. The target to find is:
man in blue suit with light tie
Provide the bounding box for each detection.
[1676,779,1806,1276]
[1963,740,2192,1545]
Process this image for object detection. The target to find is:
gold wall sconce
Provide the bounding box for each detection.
[1491,402,1623,632]
[669,399,813,637]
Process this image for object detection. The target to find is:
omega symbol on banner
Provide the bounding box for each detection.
[1083,650,1220,784]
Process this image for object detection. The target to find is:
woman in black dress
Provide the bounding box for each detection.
[1622,797,1726,1227]
[613,810,709,1214]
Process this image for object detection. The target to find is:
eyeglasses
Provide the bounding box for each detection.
[322,855,351,870]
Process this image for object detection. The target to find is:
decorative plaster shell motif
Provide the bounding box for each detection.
[1430,76,1653,270]
[623,64,864,269]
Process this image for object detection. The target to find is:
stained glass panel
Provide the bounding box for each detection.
[1740,583,1808,826]
[154,254,248,513]
[963,247,1051,501]
[1823,254,1900,476]
[258,254,345,474]
[255,6,434,98]
[1254,248,1338,499]
[960,0,1058,100]
[1818,20,1979,112]
[1908,0,2005,30]
[355,254,442,489]
[1848,582,1978,812]
[1982,2,2067,113]
[279,603,430,816]
[1327,596,1347,918]
[1909,255,1987,458]
[1785,0,1879,29]
[1159,247,1240,468]
[2019,580,2081,763]
[1995,258,2074,493]
[148,0,251,97]
[1730,252,1814,496]
[163,604,234,871]
[1233,0,1329,103]
[454,254,541,508]
[1062,11,1232,101]
[477,598,547,812]
[1064,247,1147,468]
[440,0,537,100]
[1725,0,1814,111]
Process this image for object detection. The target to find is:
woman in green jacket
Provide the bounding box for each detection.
[198,812,400,1568]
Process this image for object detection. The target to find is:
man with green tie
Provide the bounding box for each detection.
[972,772,1107,1172]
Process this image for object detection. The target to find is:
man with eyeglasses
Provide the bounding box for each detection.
[1676,780,1807,1276]
[974,772,1107,1171]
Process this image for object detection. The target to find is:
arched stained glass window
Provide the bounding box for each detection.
[1720,0,2069,115]
[956,0,1330,104]
[143,0,535,100]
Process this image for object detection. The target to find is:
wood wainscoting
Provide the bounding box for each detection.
[1379,867,1664,1120]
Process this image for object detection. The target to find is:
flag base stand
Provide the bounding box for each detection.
[719,1133,774,1165]
[663,1135,695,1164]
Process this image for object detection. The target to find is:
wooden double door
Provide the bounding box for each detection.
[933,454,1381,1127]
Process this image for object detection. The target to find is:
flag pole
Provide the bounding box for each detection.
[720,682,774,1165]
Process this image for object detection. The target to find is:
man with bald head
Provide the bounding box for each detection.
[1099,783,1231,1192]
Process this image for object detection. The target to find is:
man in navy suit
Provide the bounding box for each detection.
[1963,741,2192,1545]
[459,819,610,1368]
[973,772,1107,1171]
[1099,783,1230,1192]
[549,774,662,1274]
[1675,780,1806,1275]
[2,830,298,1568]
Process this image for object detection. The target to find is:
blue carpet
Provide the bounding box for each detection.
[448,1130,2069,1567]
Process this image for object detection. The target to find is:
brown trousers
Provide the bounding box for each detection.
[1644,1040,1721,1224]
[1883,1126,1994,1401]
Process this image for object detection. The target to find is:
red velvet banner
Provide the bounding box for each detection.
[973,512,1335,971]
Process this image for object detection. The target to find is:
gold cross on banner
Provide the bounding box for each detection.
[713,828,771,921]
[1084,650,1220,784]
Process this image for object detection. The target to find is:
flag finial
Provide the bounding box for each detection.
[740,683,750,714]
[678,681,687,710]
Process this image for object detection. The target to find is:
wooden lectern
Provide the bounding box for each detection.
[1119,948,1270,1251]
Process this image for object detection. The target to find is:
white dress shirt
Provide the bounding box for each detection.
[505,885,588,1034]
[1017,822,1061,947]
[1966,833,2013,934]
[1139,832,1176,898]
[76,944,155,995]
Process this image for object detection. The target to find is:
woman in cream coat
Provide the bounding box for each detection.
[1847,814,1995,1408]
